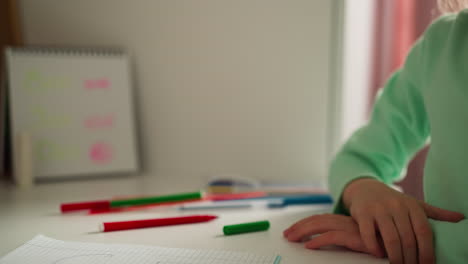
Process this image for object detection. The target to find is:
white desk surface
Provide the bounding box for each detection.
[0,176,387,263]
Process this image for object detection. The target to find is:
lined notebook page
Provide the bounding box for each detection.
[0,235,281,264]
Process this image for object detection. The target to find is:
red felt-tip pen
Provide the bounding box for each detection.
[61,200,110,213]
[100,215,218,232]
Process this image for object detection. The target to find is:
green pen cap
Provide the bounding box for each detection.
[223,220,270,235]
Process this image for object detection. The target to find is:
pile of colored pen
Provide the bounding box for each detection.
[60,190,333,234]
[60,191,204,214]
[61,191,333,214]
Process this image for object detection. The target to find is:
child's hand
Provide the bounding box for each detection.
[283,214,371,254]
[343,178,465,264]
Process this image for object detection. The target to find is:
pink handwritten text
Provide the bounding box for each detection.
[84,78,110,90]
[89,142,113,164]
[85,115,114,129]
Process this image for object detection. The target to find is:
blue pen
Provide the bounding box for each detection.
[267,194,333,208]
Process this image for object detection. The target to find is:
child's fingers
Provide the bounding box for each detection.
[392,210,417,264]
[421,202,465,222]
[283,214,324,237]
[284,214,351,238]
[409,204,435,264]
[304,231,367,253]
[284,215,353,242]
[375,213,403,264]
[356,216,384,258]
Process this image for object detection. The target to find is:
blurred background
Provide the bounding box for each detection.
[0,0,441,199]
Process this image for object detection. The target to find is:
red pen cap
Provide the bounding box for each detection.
[60,200,110,213]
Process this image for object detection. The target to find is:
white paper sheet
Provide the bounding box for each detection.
[0,235,281,264]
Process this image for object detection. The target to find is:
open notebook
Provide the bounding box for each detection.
[0,235,281,264]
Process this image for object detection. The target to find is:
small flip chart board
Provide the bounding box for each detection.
[5,47,138,179]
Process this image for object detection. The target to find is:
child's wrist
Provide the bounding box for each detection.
[342,177,379,210]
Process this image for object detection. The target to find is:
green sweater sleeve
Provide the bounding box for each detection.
[328,37,430,213]
[429,220,468,263]
[329,12,468,263]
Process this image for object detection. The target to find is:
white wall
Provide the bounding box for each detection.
[18,0,343,185]
[337,0,375,146]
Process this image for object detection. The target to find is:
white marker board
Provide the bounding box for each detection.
[5,47,139,179]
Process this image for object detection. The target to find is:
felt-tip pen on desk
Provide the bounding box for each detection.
[223,220,270,235]
[178,200,273,210]
[179,195,332,211]
[179,203,253,210]
[100,215,218,232]
[60,191,203,213]
[267,194,333,208]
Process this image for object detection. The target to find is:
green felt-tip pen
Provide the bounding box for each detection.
[110,191,202,207]
[223,220,270,235]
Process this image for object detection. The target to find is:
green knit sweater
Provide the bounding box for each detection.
[329,10,468,263]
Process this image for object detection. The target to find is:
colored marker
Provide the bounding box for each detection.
[179,202,253,210]
[100,215,218,232]
[110,192,202,207]
[60,191,203,213]
[267,194,333,208]
[223,220,270,235]
[206,191,267,201]
[89,199,203,214]
[213,193,330,203]
[61,200,110,212]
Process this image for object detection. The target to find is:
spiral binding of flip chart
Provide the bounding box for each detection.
[0,235,282,264]
[5,47,139,179]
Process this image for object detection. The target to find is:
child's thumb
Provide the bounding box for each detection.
[422,202,465,222]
